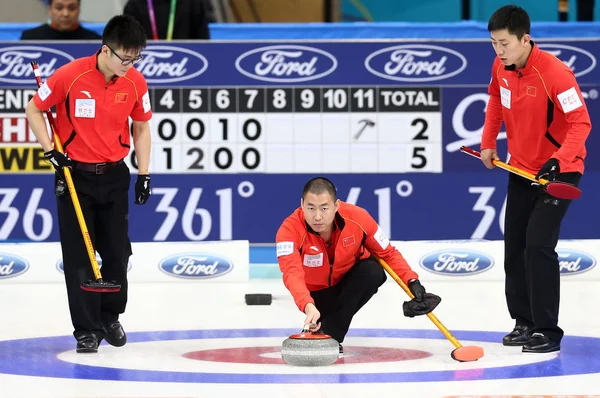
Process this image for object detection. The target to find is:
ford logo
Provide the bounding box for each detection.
[56,257,132,273]
[0,253,29,279]
[419,249,494,275]
[0,46,74,84]
[158,253,233,279]
[365,44,467,82]
[136,45,208,83]
[558,249,596,275]
[235,45,338,83]
[537,44,596,77]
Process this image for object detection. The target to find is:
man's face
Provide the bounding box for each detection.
[301,192,339,234]
[104,45,141,77]
[490,29,531,66]
[49,0,80,31]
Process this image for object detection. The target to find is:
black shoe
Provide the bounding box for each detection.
[76,333,99,353]
[103,321,127,347]
[339,344,343,354]
[502,325,533,346]
[522,333,560,353]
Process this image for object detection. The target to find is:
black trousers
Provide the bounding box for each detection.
[504,171,581,343]
[310,257,387,343]
[577,0,595,21]
[56,162,132,340]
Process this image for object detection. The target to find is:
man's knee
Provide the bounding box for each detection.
[353,258,387,287]
[524,243,556,261]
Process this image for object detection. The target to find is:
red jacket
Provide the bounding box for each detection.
[33,51,152,163]
[481,42,591,175]
[276,201,419,312]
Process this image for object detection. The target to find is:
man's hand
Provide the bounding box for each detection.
[304,303,321,332]
[480,148,500,169]
[135,174,151,205]
[44,149,73,174]
[536,158,560,181]
[408,279,426,302]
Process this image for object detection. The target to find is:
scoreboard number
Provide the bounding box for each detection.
[0,85,443,174]
[121,86,441,174]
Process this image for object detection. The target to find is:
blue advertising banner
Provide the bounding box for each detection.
[0,40,598,86]
[0,173,598,243]
[0,39,597,243]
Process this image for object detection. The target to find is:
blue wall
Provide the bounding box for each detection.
[342,0,599,22]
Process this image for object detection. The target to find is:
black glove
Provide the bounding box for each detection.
[44,149,73,174]
[403,293,441,318]
[535,158,560,181]
[135,174,151,205]
[408,279,426,302]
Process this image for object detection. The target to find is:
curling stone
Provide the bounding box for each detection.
[245,293,272,305]
[281,325,339,366]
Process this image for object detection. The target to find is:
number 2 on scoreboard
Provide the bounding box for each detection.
[410,118,428,169]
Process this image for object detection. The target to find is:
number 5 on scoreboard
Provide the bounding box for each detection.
[411,147,427,169]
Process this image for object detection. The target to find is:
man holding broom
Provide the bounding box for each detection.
[25,15,152,353]
[481,5,591,353]
[275,177,441,354]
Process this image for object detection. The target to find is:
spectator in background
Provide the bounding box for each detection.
[578,0,595,21]
[21,0,100,41]
[123,0,213,40]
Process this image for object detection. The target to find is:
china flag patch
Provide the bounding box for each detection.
[115,93,128,103]
[343,235,355,247]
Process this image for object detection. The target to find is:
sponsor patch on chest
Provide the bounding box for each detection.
[74,98,96,118]
[500,86,511,109]
[303,253,323,267]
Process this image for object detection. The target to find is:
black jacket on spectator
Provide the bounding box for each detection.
[123,0,212,40]
[20,24,101,40]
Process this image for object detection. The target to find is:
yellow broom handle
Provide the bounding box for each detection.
[376,256,462,349]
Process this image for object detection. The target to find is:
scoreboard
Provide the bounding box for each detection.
[123,86,441,174]
[0,88,51,172]
[0,40,599,243]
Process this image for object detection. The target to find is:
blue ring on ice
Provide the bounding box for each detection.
[0,328,599,383]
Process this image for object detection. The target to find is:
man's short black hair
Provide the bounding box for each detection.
[487,5,530,40]
[302,177,337,201]
[102,15,147,54]
[49,0,81,5]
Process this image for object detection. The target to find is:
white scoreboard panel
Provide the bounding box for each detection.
[125,86,442,174]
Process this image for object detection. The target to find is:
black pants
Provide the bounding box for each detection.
[504,171,581,343]
[56,162,132,340]
[577,0,595,21]
[310,257,387,343]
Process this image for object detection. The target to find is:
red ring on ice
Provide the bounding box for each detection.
[183,346,432,364]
